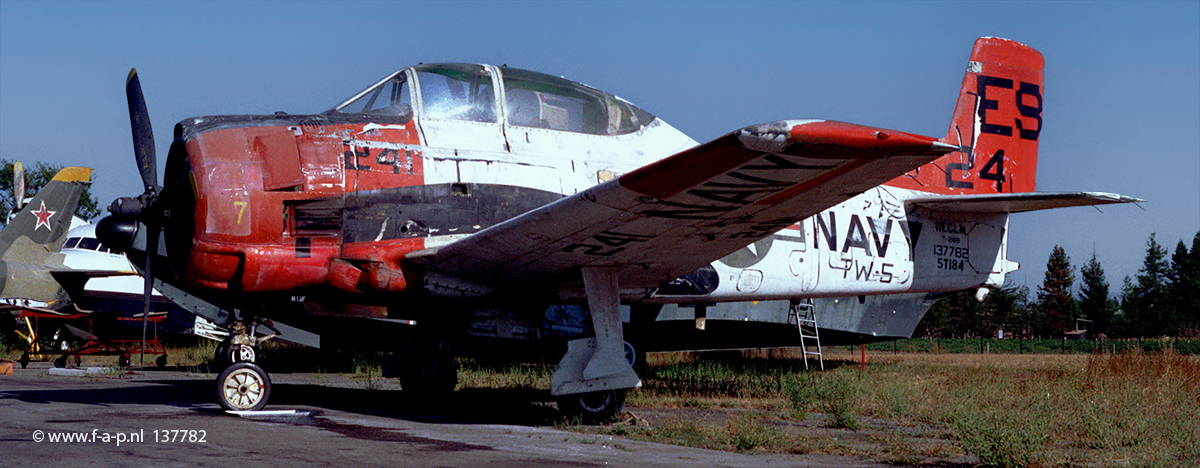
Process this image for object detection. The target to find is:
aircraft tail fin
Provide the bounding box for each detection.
[0,166,92,256]
[890,37,1044,195]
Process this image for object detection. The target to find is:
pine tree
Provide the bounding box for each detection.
[1116,275,1137,336]
[1189,232,1200,332]
[987,284,1031,337]
[1079,252,1117,336]
[1037,245,1076,336]
[1167,232,1200,335]
[1126,233,1171,336]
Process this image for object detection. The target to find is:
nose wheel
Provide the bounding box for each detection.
[217,362,271,411]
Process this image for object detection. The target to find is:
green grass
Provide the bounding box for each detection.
[619,349,1200,467]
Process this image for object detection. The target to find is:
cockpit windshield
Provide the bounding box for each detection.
[331,71,412,117]
[330,63,655,135]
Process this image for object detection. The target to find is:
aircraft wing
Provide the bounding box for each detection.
[408,120,955,290]
[50,269,138,303]
[0,302,78,316]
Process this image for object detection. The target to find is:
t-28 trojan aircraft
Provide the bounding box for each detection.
[97,37,1137,420]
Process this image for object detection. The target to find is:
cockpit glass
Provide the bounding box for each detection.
[500,67,654,136]
[415,64,497,123]
[332,72,412,117]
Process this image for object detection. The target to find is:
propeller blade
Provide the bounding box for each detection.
[141,247,153,368]
[13,162,24,211]
[126,68,157,192]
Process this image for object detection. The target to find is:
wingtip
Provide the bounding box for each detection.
[930,141,960,154]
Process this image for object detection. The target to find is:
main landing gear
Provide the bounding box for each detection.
[383,334,458,396]
[550,267,642,424]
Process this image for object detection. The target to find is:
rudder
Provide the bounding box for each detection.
[0,166,92,254]
[889,37,1044,195]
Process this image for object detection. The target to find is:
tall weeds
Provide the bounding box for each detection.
[634,349,1199,467]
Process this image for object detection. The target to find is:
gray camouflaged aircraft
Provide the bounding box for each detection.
[97,37,1137,421]
[0,164,92,314]
[0,163,93,358]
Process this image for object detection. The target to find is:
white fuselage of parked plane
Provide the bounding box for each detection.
[387,111,1012,304]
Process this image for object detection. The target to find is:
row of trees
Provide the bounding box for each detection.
[917,231,1200,339]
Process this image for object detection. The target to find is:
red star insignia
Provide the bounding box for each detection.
[32,201,56,231]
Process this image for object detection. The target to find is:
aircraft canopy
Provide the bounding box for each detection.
[331,63,656,136]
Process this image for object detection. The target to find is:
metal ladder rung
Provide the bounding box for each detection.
[789,299,824,371]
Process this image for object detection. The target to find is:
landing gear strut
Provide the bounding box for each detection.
[550,267,641,424]
[212,319,275,411]
[212,321,266,370]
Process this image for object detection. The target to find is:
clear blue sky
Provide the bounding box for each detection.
[2,1,1197,293]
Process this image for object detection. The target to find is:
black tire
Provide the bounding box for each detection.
[118,354,131,367]
[212,340,231,372]
[385,337,457,396]
[393,353,457,396]
[624,340,647,375]
[557,389,626,425]
[54,356,67,368]
[216,362,271,411]
[155,354,168,368]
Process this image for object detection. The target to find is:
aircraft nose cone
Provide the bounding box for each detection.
[96,215,138,254]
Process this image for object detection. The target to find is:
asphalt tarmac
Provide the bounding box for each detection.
[0,362,889,467]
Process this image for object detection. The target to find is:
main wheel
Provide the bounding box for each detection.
[217,362,271,411]
[557,389,626,425]
[385,337,457,396]
[391,352,457,396]
[624,340,647,374]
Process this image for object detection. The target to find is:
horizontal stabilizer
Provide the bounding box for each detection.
[908,191,1142,213]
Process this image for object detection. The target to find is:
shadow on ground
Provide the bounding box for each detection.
[0,374,563,427]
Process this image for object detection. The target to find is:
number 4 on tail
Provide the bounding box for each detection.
[979,150,1006,192]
